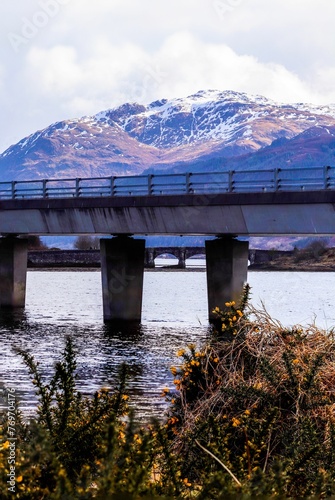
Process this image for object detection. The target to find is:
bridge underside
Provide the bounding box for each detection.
[0,235,249,322]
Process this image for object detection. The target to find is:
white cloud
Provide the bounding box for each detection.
[1,0,335,152]
[26,45,81,94]
[24,31,334,113]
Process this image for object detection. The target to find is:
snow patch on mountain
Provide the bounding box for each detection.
[93,90,335,151]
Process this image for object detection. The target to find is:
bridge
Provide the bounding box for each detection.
[1,166,335,322]
[145,247,205,268]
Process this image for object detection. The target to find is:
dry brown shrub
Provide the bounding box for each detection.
[170,300,335,450]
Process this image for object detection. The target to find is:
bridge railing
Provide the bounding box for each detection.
[0,166,334,200]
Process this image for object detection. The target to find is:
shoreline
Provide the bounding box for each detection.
[27,265,335,272]
[27,266,207,272]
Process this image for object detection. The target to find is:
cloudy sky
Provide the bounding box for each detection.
[1,0,335,153]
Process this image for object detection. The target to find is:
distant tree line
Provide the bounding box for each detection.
[27,236,48,250]
[74,235,100,250]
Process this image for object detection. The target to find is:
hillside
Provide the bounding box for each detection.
[1,90,335,181]
[250,244,335,271]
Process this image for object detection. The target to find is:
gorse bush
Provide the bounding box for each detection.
[164,285,335,498]
[0,338,134,498]
[17,339,129,481]
[0,338,193,499]
[1,287,335,498]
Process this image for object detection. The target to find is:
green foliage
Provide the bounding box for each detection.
[0,338,195,499]
[1,292,335,498]
[15,338,129,482]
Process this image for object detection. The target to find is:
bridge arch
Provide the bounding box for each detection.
[185,249,206,268]
[154,252,179,267]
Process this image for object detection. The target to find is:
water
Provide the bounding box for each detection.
[1,262,335,421]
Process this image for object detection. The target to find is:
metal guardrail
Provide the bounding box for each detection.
[0,166,334,200]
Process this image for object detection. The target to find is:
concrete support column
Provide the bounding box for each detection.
[177,249,186,269]
[0,237,28,308]
[100,236,145,322]
[145,249,155,268]
[206,237,249,321]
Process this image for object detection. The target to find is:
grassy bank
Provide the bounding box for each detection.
[250,244,335,271]
[1,287,335,498]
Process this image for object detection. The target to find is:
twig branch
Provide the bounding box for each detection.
[263,430,271,473]
[195,439,242,487]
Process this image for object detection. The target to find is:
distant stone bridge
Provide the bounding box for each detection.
[146,247,292,267]
[145,247,206,267]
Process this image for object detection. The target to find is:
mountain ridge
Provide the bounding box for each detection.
[1,89,335,181]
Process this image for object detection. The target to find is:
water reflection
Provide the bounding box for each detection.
[0,307,28,330]
[103,321,144,339]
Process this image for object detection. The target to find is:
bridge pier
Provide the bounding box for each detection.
[0,237,28,308]
[100,236,145,322]
[145,249,155,268]
[206,237,249,321]
[177,248,186,269]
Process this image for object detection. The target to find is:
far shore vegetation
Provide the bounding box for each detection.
[1,286,335,498]
[250,239,335,271]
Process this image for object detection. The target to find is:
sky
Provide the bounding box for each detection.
[1,0,335,153]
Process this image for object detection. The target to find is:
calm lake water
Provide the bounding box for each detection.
[1,262,335,421]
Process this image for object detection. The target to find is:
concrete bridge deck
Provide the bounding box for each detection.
[1,190,335,236]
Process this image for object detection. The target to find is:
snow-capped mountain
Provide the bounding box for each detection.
[1,90,335,181]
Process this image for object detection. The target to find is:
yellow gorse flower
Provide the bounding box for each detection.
[168,417,179,425]
[2,441,10,450]
[134,434,142,445]
[232,417,241,427]
[174,382,181,391]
